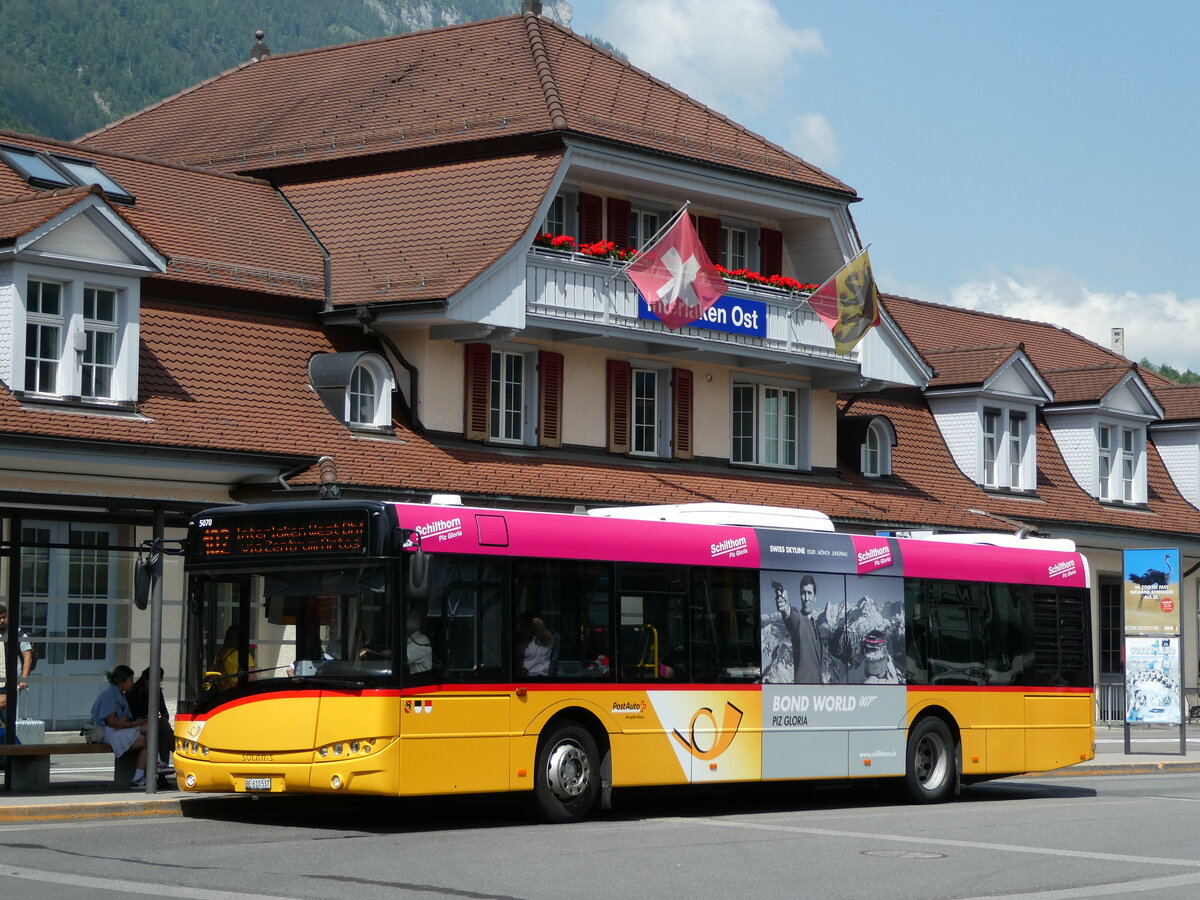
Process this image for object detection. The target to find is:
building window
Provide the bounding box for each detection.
[1120,427,1135,502]
[631,210,661,249]
[25,279,63,394]
[981,405,1031,491]
[541,195,566,236]
[0,144,134,202]
[1097,423,1143,502]
[16,277,135,404]
[1008,412,1025,488]
[983,408,1000,486]
[732,382,800,468]
[860,418,894,477]
[82,287,118,399]
[1098,425,1113,500]
[490,350,524,442]
[465,345,562,448]
[632,368,658,455]
[1098,577,1122,677]
[348,364,377,426]
[720,227,748,270]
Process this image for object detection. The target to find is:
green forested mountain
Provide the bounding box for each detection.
[1,0,576,140]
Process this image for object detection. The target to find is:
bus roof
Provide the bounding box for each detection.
[588,503,835,532]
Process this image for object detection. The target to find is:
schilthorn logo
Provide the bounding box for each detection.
[1048,559,1077,579]
[711,536,749,559]
[416,518,462,539]
[857,546,892,567]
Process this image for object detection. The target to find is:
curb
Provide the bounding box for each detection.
[0,798,186,824]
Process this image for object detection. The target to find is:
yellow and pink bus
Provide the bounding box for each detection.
[175,500,1093,821]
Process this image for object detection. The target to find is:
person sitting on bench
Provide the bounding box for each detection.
[90,665,149,788]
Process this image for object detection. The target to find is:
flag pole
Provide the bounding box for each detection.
[604,201,691,286]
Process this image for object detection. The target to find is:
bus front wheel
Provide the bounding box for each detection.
[533,723,600,823]
[905,716,956,803]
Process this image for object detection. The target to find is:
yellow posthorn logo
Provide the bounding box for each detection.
[671,702,744,760]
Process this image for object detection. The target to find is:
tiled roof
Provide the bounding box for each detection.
[281,150,563,304]
[1041,364,1135,406]
[924,344,1023,389]
[0,185,102,241]
[0,132,325,301]
[883,293,1130,378]
[81,15,853,197]
[1150,384,1200,422]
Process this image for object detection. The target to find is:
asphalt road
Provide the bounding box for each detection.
[2,772,1199,900]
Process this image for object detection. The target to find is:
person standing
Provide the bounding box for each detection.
[0,604,34,734]
[773,576,824,683]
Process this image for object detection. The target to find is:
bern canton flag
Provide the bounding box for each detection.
[626,212,727,331]
[806,247,882,355]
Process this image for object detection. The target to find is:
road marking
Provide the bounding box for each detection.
[672,817,1200,869]
[0,864,301,900]
[957,870,1200,898]
[1143,795,1200,803]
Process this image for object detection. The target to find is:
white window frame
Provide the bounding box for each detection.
[731,379,809,470]
[1098,425,1113,500]
[979,402,1033,491]
[720,226,749,270]
[627,363,674,458]
[11,266,139,405]
[345,354,394,430]
[861,418,894,478]
[1097,421,1144,503]
[541,195,566,236]
[631,208,663,250]
[488,346,541,446]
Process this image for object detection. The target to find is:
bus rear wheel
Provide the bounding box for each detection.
[905,716,956,803]
[533,723,600,823]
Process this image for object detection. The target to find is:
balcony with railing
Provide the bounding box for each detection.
[525,244,855,366]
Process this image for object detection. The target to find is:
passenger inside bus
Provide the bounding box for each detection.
[406,609,432,674]
[517,611,556,676]
[213,625,257,689]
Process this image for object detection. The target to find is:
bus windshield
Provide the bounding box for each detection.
[182,563,394,711]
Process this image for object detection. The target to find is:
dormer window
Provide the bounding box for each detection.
[980,405,1032,491]
[14,276,137,405]
[1098,423,1141,502]
[309,351,395,432]
[860,417,895,478]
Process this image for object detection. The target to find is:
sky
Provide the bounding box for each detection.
[569,1,1200,373]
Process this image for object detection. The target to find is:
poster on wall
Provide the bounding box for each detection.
[1124,636,1181,725]
[1123,548,1180,635]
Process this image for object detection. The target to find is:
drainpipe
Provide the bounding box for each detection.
[355,305,424,433]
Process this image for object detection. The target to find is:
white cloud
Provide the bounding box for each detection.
[950,269,1200,374]
[595,0,825,118]
[786,113,840,169]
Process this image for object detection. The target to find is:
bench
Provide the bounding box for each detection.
[0,742,138,791]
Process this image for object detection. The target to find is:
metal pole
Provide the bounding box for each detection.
[3,517,22,790]
[145,508,165,794]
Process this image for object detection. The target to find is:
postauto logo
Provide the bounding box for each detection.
[671,702,744,761]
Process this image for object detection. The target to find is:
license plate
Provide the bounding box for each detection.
[244,777,272,791]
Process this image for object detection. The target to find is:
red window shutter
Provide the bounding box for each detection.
[463,343,491,442]
[538,351,564,449]
[579,193,603,244]
[672,368,694,460]
[698,216,721,263]
[607,359,631,454]
[607,198,631,248]
[760,228,783,277]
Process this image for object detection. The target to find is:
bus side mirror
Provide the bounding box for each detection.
[407,547,429,602]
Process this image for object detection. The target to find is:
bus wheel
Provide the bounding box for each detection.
[905,716,956,803]
[533,724,599,823]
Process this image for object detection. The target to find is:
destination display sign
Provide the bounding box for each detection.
[191,509,370,560]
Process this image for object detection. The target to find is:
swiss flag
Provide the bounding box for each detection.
[626,213,727,330]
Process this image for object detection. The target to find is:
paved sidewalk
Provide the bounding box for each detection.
[1,724,1196,823]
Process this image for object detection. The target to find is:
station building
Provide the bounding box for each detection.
[1,8,1197,729]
